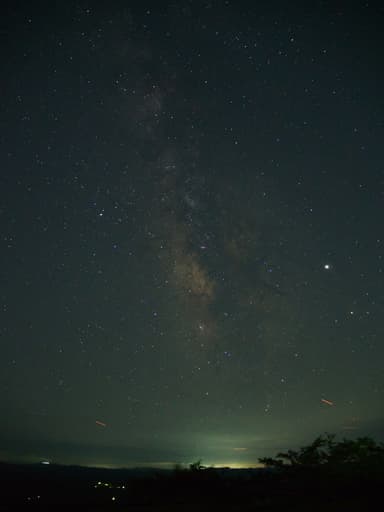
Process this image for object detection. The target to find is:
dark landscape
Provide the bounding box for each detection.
[2,435,383,510]
[0,462,381,511]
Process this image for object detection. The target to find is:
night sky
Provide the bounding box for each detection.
[1,1,383,468]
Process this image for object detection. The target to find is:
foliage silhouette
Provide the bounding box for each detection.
[189,459,205,471]
[259,433,384,475]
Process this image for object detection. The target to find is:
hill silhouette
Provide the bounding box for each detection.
[0,434,383,510]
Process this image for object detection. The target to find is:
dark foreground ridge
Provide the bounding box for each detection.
[0,458,382,511]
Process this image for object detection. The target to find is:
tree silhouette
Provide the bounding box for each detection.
[189,459,205,471]
[259,433,384,472]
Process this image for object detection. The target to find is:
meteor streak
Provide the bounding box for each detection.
[321,398,334,406]
[95,420,107,427]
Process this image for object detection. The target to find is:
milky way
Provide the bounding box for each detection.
[0,1,383,468]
